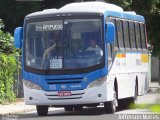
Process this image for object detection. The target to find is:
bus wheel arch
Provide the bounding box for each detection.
[114,78,118,99]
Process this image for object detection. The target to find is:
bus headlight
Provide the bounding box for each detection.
[87,76,106,88]
[23,80,42,90]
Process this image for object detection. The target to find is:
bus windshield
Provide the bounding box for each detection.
[25,19,103,71]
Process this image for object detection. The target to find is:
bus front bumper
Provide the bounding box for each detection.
[23,80,114,105]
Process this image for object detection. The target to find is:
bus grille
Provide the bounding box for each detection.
[45,78,82,84]
[45,77,84,98]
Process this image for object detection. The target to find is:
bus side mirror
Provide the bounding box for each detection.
[14,27,23,49]
[106,22,115,44]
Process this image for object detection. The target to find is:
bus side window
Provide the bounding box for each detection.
[140,24,147,49]
[110,18,119,48]
[106,18,113,61]
[135,23,142,49]
[129,22,136,49]
[116,20,124,49]
[123,21,130,49]
[107,44,113,69]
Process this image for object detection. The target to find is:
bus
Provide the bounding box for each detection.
[14,1,150,115]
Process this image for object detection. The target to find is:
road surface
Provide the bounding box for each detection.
[7,89,159,120]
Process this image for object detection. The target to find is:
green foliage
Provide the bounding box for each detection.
[127,0,160,58]
[0,19,15,54]
[0,20,20,103]
[106,0,160,58]
[106,0,132,10]
[0,0,41,33]
[0,53,18,103]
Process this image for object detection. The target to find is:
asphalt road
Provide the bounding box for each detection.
[13,89,160,120]
[17,107,159,120]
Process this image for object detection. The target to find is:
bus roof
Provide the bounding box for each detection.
[26,1,144,22]
[59,1,123,13]
[26,2,123,17]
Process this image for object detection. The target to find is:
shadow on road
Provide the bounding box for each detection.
[18,107,128,119]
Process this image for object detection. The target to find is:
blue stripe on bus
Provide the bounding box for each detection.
[22,69,102,91]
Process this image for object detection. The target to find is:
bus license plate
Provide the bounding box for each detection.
[58,92,71,96]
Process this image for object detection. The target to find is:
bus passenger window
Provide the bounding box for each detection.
[123,21,130,48]
[116,20,124,48]
[129,22,136,49]
[107,44,112,69]
[135,23,141,49]
[111,19,118,48]
[140,24,146,49]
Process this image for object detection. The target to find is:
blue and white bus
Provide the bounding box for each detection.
[14,1,150,115]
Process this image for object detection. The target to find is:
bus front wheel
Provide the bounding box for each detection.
[36,105,48,116]
[104,88,118,113]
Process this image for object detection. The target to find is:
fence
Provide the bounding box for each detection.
[15,55,23,98]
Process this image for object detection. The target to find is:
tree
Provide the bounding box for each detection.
[106,0,160,58]
[0,20,19,103]
[129,0,160,58]
[0,0,41,34]
[0,19,15,53]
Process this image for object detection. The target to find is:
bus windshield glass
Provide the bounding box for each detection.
[25,19,103,70]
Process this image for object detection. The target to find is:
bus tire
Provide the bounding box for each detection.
[104,88,117,113]
[118,99,126,109]
[64,106,74,111]
[36,105,48,116]
[129,84,138,109]
[122,85,138,109]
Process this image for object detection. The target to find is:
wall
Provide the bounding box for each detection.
[151,57,160,81]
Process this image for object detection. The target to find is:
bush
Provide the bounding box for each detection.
[0,19,19,103]
[0,53,18,103]
[0,19,15,54]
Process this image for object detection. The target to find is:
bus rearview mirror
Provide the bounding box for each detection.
[106,22,115,44]
[14,27,23,49]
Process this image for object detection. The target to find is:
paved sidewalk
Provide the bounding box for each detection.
[149,82,160,88]
[0,82,159,115]
[149,81,160,93]
[0,99,35,115]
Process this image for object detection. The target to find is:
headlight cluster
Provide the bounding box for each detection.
[23,80,42,90]
[87,76,107,88]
